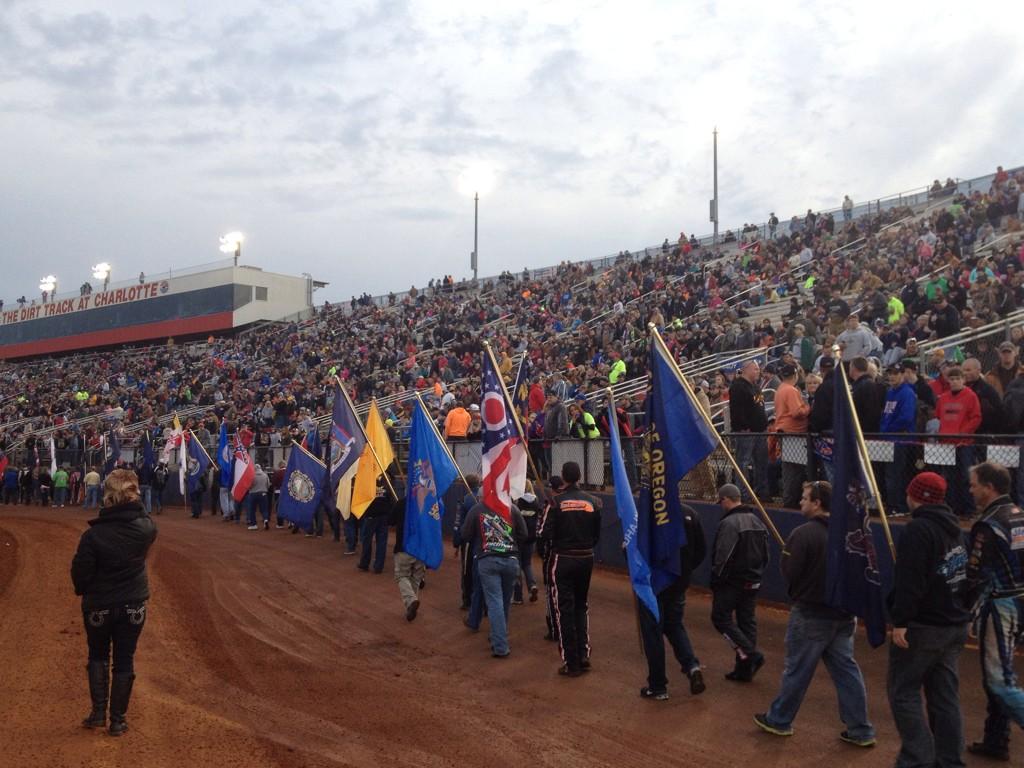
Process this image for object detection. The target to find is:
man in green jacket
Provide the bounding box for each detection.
[53,466,70,508]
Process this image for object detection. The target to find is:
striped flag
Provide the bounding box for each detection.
[480,352,526,523]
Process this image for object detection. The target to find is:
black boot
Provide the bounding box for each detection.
[108,673,135,736]
[82,661,109,729]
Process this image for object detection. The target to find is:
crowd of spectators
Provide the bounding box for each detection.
[1,165,1023,506]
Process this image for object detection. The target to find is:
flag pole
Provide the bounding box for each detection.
[334,376,398,500]
[187,430,214,464]
[414,391,474,494]
[648,324,785,547]
[291,439,327,468]
[374,403,405,481]
[832,348,897,561]
[607,385,647,656]
[482,341,547,495]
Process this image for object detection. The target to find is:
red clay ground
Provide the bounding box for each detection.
[0,503,1003,768]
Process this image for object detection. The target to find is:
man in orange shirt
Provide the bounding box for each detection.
[444,400,472,440]
[774,364,811,508]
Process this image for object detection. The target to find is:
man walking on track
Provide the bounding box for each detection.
[540,461,601,677]
[711,483,769,682]
[754,481,875,746]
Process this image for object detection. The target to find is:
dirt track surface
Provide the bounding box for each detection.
[0,504,1001,768]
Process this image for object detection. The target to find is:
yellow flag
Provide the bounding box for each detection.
[350,400,395,519]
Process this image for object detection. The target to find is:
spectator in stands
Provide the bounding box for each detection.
[542,392,569,474]
[936,366,982,516]
[773,364,809,508]
[881,365,918,515]
[929,293,961,340]
[962,358,1003,435]
[443,399,471,440]
[836,315,878,360]
[729,360,769,500]
[842,195,854,222]
[985,341,1024,398]
[849,357,883,433]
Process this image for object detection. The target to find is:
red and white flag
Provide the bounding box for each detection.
[480,353,527,522]
[232,439,255,502]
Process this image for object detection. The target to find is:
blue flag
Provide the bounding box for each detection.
[329,383,365,486]
[404,400,460,570]
[304,425,322,461]
[185,433,211,494]
[511,354,529,418]
[142,430,156,470]
[826,364,887,648]
[103,430,121,475]
[638,341,718,592]
[279,444,327,529]
[608,397,660,620]
[217,423,232,486]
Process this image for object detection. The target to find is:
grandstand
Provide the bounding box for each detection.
[2,162,1023,512]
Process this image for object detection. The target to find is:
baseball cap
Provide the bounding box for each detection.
[999,341,1016,353]
[778,363,797,378]
[469,404,480,412]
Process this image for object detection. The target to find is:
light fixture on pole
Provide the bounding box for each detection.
[39,274,57,302]
[457,165,495,283]
[219,231,245,266]
[92,262,112,291]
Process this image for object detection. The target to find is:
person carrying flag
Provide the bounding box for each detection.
[754,481,875,745]
[540,461,602,677]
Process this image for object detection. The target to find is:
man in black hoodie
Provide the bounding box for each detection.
[637,505,707,700]
[887,471,971,768]
[729,360,768,500]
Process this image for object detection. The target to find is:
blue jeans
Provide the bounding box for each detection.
[359,515,389,572]
[54,487,68,506]
[888,622,968,768]
[478,555,519,656]
[139,485,152,516]
[764,607,874,739]
[247,492,269,525]
[734,434,768,498]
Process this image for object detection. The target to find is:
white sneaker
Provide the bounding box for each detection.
[247,524,259,530]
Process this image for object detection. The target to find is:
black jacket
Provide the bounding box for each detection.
[711,504,769,588]
[968,378,1003,434]
[540,486,602,554]
[729,378,768,432]
[851,375,883,433]
[809,371,835,433]
[663,505,707,593]
[782,516,848,618]
[887,503,970,627]
[71,501,158,609]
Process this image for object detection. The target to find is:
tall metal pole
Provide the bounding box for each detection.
[473,192,479,283]
[712,127,719,246]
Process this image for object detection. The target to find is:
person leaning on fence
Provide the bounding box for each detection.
[935,366,982,518]
[711,483,770,683]
[773,363,810,509]
[886,471,971,768]
[754,481,876,746]
[881,365,918,516]
[637,502,707,701]
[985,341,1024,398]
[729,360,769,501]
[71,468,158,737]
[965,462,1024,762]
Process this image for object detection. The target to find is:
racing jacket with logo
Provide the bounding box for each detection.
[540,487,602,555]
[968,495,1024,604]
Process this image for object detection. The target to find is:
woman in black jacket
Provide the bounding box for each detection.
[71,469,158,736]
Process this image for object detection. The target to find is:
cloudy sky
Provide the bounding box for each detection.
[1,0,1020,303]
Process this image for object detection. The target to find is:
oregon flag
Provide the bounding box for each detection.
[350,400,395,518]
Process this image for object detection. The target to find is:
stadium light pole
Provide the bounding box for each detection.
[220,231,245,266]
[711,127,719,247]
[457,165,495,285]
[92,262,112,292]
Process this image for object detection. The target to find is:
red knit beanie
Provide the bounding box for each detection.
[907,472,947,505]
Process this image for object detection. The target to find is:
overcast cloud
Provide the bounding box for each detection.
[0,0,1021,302]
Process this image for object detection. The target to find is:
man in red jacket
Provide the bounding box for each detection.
[935,366,981,517]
